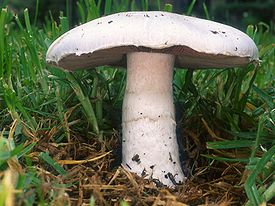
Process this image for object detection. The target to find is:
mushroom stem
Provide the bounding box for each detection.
[122,52,185,186]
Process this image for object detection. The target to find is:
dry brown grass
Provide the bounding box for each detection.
[14,120,252,206]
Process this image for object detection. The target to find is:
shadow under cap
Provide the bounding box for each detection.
[48,45,254,71]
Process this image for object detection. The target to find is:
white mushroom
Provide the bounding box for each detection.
[46,11,259,187]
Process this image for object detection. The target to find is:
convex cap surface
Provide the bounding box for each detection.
[46,11,259,70]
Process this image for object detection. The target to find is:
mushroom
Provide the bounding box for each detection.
[46,11,259,187]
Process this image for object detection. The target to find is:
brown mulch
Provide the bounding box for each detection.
[12,120,253,206]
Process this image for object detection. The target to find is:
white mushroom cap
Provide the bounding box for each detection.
[46,11,259,71]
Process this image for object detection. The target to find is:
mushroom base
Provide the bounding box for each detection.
[122,52,186,187]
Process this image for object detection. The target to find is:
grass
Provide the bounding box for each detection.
[0,0,274,205]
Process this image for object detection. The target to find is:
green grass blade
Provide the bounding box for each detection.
[66,72,100,136]
[86,0,100,21]
[141,0,148,11]
[24,9,32,34]
[66,0,71,27]
[120,201,130,206]
[77,1,86,23]
[91,74,103,126]
[238,67,258,112]
[17,142,37,159]
[89,196,95,206]
[251,115,265,158]
[104,0,112,15]
[186,0,196,15]
[60,13,69,34]
[207,140,255,149]
[182,70,198,97]
[97,0,102,11]
[164,4,173,12]
[203,2,210,19]
[0,140,24,164]
[252,85,274,109]
[55,84,71,141]
[130,0,138,11]
[39,152,67,176]
[201,154,249,163]
[34,0,39,26]
[0,151,10,162]
[0,0,9,8]
[157,0,161,10]
[245,145,275,206]
[0,8,7,77]
[262,181,275,203]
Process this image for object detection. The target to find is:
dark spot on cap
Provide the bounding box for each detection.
[152,179,164,187]
[167,172,178,185]
[144,14,149,17]
[108,20,113,24]
[164,144,167,146]
[140,112,143,115]
[97,22,102,24]
[235,47,238,51]
[150,165,155,169]
[173,161,176,164]
[169,137,172,139]
[158,115,161,117]
[132,154,141,164]
[161,13,164,16]
[169,152,173,162]
[141,133,144,137]
[143,153,146,155]
[164,174,168,179]
[126,163,132,170]
[210,30,218,34]
[222,31,226,34]
[141,168,146,176]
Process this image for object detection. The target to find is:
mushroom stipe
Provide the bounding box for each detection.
[46,11,259,187]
